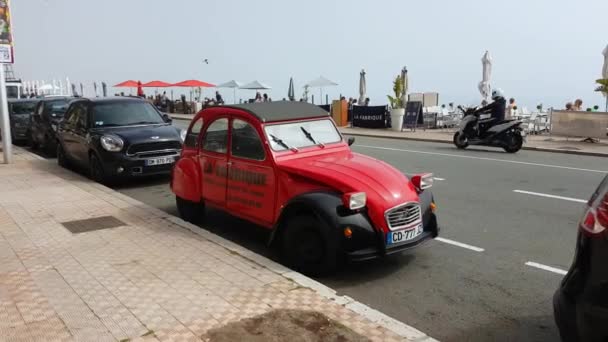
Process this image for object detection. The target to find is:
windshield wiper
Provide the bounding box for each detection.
[270,134,297,152]
[300,127,324,147]
[128,121,162,125]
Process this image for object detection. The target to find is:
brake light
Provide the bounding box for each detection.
[411,173,433,191]
[580,192,608,236]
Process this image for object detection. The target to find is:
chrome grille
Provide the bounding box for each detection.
[385,203,422,231]
[127,141,182,155]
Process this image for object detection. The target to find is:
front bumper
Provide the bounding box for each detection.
[98,150,180,178]
[346,211,439,261]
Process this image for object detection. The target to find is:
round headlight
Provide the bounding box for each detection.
[100,135,124,152]
[179,129,187,142]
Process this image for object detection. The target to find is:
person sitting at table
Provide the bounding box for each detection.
[254,92,263,103]
[573,99,583,111]
[215,91,224,105]
[364,98,370,106]
[565,102,573,111]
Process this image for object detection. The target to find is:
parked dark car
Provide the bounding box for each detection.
[56,97,184,183]
[30,96,74,155]
[7,98,39,144]
[554,173,608,342]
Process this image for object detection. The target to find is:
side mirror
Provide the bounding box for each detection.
[162,113,173,124]
[347,137,355,146]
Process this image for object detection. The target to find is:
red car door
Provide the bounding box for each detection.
[226,118,276,225]
[199,117,230,207]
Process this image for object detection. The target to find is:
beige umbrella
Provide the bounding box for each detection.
[478,51,492,101]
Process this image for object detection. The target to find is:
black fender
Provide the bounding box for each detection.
[268,191,378,253]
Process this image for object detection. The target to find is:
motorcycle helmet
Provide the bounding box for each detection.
[491,88,504,100]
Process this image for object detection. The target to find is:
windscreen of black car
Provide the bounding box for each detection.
[47,100,70,117]
[92,102,164,128]
[9,102,37,115]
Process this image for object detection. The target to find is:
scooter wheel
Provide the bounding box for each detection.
[504,132,523,153]
[453,132,468,149]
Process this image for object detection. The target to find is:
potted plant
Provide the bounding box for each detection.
[595,78,608,112]
[387,75,405,131]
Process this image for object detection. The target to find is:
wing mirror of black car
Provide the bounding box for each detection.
[347,137,355,146]
[162,113,173,123]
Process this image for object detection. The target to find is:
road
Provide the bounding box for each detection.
[42,119,608,341]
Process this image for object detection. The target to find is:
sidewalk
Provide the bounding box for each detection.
[0,146,436,342]
[169,113,607,157]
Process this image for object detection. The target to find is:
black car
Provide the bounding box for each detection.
[56,97,184,183]
[30,96,74,155]
[554,174,608,342]
[7,98,38,144]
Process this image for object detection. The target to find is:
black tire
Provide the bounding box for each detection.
[176,196,204,224]
[89,154,108,184]
[453,131,469,149]
[503,131,523,153]
[281,215,337,276]
[57,143,69,168]
[29,133,38,150]
[44,137,57,157]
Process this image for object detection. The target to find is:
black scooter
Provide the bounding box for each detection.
[453,106,525,153]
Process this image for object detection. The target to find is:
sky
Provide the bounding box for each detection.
[11,0,608,110]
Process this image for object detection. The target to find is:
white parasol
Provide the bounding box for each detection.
[217,80,243,104]
[305,76,338,105]
[478,51,492,101]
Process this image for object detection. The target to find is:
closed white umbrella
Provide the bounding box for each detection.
[305,76,338,105]
[58,80,64,95]
[603,44,608,79]
[358,69,366,104]
[401,67,408,106]
[288,77,295,101]
[478,51,492,101]
[65,77,72,96]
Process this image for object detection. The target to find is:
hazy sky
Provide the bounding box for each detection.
[11,0,608,109]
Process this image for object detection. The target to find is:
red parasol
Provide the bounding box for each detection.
[114,80,139,87]
[141,80,172,87]
[173,79,216,87]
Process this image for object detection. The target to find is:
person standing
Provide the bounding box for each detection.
[506,98,516,119]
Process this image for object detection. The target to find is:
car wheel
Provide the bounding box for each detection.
[57,143,69,169]
[175,196,205,224]
[89,154,108,184]
[503,131,523,153]
[281,215,337,276]
[453,132,468,149]
[28,133,38,150]
[44,137,57,157]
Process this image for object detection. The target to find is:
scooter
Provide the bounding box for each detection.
[453,106,525,153]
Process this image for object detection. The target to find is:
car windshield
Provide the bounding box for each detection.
[264,119,342,151]
[92,101,165,127]
[48,100,70,117]
[10,102,37,115]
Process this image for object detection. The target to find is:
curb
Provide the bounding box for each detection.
[342,131,608,158]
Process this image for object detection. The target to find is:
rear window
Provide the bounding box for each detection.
[47,100,70,117]
[92,101,164,127]
[10,102,37,115]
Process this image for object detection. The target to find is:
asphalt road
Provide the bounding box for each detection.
[42,120,608,342]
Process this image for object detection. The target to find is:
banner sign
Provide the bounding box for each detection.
[403,101,423,130]
[352,105,387,128]
[0,0,14,63]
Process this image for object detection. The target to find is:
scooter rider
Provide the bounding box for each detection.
[477,89,506,123]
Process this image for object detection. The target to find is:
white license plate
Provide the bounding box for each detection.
[145,156,174,166]
[387,224,423,245]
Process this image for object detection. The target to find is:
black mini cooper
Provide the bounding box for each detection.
[56,97,184,183]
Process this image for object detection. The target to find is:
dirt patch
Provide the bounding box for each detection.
[204,309,371,342]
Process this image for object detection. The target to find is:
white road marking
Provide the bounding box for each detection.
[513,190,587,204]
[357,145,607,174]
[435,237,485,252]
[525,261,568,275]
[433,177,446,181]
